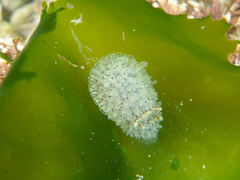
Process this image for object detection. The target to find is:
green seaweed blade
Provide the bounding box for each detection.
[0,0,239,179]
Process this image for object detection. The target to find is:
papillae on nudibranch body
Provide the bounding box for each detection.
[88,53,163,144]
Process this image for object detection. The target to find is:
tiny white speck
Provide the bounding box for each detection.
[201,26,205,29]
[136,174,144,179]
[189,155,192,160]
[149,167,152,170]
[91,132,94,135]
[148,154,151,158]
[81,66,85,69]
[67,3,74,9]
[190,99,192,101]
[180,101,183,106]
[90,138,92,140]
[71,14,83,25]
[122,32,125,41]
[55,61,57,64]
[133,29,136,32]
[202,164,206,169]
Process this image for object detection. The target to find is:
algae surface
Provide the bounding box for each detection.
[0,0,239,179]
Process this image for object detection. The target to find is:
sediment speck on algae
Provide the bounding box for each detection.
[88,53,163,144]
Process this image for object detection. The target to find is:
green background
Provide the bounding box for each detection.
[0,0,240,179]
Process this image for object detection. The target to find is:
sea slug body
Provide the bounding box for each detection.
[88,53,163,143]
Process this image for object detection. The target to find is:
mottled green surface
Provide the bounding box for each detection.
[171,155,181,170]
[0,0,240,179]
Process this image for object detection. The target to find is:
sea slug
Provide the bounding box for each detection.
[88,53,163,143]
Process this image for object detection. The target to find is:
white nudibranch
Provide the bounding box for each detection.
[88,53,163,144]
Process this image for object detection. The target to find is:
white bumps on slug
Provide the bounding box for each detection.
[88,53,163,143]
